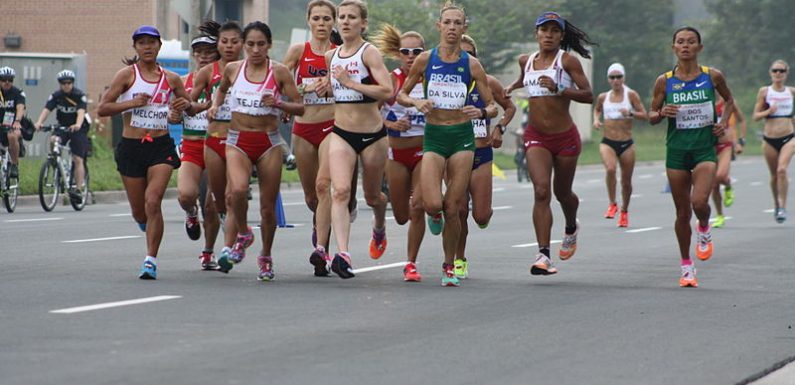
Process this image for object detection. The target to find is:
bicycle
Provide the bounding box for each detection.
[0,139,19,213]
[38,125,90,211]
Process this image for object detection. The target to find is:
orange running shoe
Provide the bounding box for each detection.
[558,225,578,261]
[604,203,618,218]
[617,211,629,227]
[369,229,387,259]
[403,262,421,282]
[679,264,698,288]
[695,225,713,261]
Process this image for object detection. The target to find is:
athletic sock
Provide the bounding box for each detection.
[539,247,550,258]
[145,256,157,264]
[565,225,576,235]
[681,258,693,266]
[697,223,709,233]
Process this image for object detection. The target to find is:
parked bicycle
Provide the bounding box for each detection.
[38,125,90,211]
[0,141,19,212]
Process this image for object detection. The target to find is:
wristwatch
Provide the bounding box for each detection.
[496,123,506,134]
[738,137,746,146]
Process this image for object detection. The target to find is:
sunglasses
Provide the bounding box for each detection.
[399,47,424,56]
[608,75,624,80]
[771,68,788,74]
[0,78,13,83]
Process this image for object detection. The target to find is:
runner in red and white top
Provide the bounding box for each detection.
[97,25,194,280]
[174,34,223,270]
[208,21,304,281]
[189,20,243,235]
[372,24,427,282]
[283,0,357,277]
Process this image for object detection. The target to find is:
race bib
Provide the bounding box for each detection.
[523,68,558,97]
[675,101,714,130]
[332,74,364,102]
[426,80,468,110]
[130,104,169,130]
[233,88,276,116]
[472,118,488,138]
[183,110,208,132]
[301,77,333,105]
[216,93,233,121]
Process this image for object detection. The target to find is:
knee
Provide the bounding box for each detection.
[7,130,20,140]
[692,198,710,213]
[553,188,572,203]
[776,167,788,179]
[144,195,163,215]
[408,205,424,224]
[315,177,331,196]
[423,200,442,215]
[260,205,275,222]
[227,186,247,206]
[534,185,551,204]
[605,166,617,176]
[332,185,351,203]
[364,190,384,207]
[443,198,463,218]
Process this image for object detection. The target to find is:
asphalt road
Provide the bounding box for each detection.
[1,156,793,385]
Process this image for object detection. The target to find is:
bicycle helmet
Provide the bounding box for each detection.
[0,66,15,78]
[57,69,75,82]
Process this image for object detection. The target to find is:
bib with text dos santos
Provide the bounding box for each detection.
[665,66,717,150]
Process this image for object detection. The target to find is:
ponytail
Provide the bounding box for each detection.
[371,24,402,59]
[561,19,595,59]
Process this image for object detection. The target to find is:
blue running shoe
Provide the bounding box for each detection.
[137,221,146,232]
[217,247,234,273]
[427,212,444,235]
[139,259,157,280]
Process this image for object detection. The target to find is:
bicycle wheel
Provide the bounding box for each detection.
[38,159,60,212]
[3,172,18,213]
[69,162,89,211]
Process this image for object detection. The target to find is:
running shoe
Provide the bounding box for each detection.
[137,221,147,232]
[454,258,469,279]
[8,163,18,178]
[403,262,422,282]
[775,208,787,224]
[723,185,734,207]
[139,259,157,280]
[617,211,629,228]
[695,225,713,261]
[257,256,275,281]
[559,225,579,260]
[185,206,201,240]
[331,252,355,279]
[427,212,444,235]
[199,250,218,270]
[679,263,698,288]
[68,187,83,205]
[309,246,330,277]
[531,253,558,276]
[712,214,726,228]
[369,229,387,259]
[441,263,460,287]
[217,247,234,273]
[478,221,489,229]
[229,227,255,264]
[604,203,618,219]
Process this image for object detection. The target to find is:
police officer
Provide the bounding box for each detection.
[0,66,26,179]
[34,70,89,203]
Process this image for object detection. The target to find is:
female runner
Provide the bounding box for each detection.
[505,12,594,276]
[210,21,304,280]
[753,59,795,223]
[398,1,497,287]
[592,63,647,227]
[711,95,746,228]
[97,25,193,279]
[649,26,734,287]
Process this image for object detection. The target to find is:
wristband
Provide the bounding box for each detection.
[480,108,487,120]
[738,138,746,146]
[496,123,506,135]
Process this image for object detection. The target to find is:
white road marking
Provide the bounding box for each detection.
[4,217,64,223]
[512,240,561,248]
[492,187,505,192]
[109,213,132,217]
[625,227,662,233]
[493,206,512,211]
[50,295,182,314]
[750,181,763,187]
[352,262,406,274]
[763,209,775,213]
[283,202,306,206]
[385,216,395,220]
[520,184,534,189]
[587,179,601,184]
[62,235,141,243]
[639,174,654,179]
[630,194,643,198]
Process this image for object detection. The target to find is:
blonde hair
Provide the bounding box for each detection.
[307,0,336,20]
[372,24,424,59]
[771,59,790,71]
[439,0,466,22]
[461,34,477,57]
[338,0,368,20]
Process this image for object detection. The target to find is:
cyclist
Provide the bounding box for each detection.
[34,69,90,203]
[0,66,26,179]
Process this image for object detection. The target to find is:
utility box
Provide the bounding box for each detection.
[0,52,87,157]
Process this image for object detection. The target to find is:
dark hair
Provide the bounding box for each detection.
[124,34,162,65]
[554,18,595,59]
[243,21,272,44]
[200,20,243,39]
[672,26,701,44]
[220,20,243,37]
[330,28,343,46]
